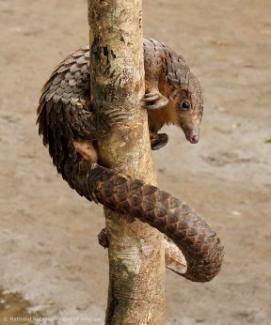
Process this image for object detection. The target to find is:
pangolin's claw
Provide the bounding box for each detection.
[151,133,169,150]
[143,92,169,110]
[144,92,160,102]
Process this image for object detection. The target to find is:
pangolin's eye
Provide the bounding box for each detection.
[179,100,191,111]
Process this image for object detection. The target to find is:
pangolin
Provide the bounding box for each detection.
[37,38,224,282]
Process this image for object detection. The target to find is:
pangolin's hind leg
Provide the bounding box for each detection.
[73,140,98,163]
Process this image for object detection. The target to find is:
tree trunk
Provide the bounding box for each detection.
[88,1,166,324]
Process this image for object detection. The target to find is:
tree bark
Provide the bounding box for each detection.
[88,1,166,324]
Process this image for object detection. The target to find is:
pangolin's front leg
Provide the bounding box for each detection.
[143,39,169,110]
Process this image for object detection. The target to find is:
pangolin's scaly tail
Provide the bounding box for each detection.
[74,160,224,282]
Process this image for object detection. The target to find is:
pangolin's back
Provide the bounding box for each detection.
[38,46,91,116]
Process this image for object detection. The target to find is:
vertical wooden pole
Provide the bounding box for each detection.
[88,0,166,324]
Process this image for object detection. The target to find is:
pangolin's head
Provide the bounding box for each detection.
[167,68,204,144]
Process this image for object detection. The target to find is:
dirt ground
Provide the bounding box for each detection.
[0,0,270,324]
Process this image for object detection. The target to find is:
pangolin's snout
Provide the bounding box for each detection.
[185,130,199,144]
[189,134,199,144]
